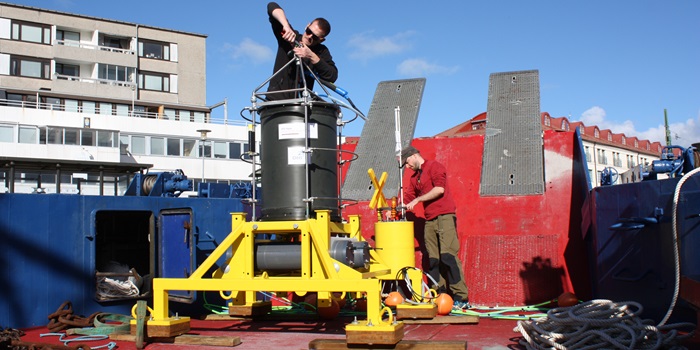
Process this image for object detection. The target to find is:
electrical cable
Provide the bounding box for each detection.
[394,266,438,305]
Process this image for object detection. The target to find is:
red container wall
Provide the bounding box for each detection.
[342,130,591,306]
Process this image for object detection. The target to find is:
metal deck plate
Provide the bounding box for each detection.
[341,78,426,201]
[479,70,544,196]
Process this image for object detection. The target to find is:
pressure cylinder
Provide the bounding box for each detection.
[374,221,415,275]
[258,102,340,221]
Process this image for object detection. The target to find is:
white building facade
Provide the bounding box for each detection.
[0,3,256,195]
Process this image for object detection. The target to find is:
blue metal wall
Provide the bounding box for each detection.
[588,176,700,324]
[0,193,251,328]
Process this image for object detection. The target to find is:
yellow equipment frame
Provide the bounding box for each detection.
[144,210,405,343]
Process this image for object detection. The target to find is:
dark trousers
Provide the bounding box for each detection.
[424,214,469,301]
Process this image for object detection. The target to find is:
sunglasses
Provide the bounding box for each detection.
[305,27,322,42]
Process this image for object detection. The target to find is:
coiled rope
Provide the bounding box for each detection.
[516,299,695,349]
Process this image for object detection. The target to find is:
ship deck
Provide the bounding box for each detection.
[15,315,527,350]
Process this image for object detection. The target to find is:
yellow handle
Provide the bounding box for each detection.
[379,306,394,325]
[130,303,154,318]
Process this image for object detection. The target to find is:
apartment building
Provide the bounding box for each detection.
[0,2,255,195]
[436,112,663,188]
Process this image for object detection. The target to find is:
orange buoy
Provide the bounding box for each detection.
[384,291,404,307]
[435,293,454,315]
[354,298,367,312]
[332,292,346,309]
[318,299,340,320]
[302,292,317,311]
[557,292,579,307]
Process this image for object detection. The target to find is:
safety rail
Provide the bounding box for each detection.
[0,98,247,126]
[55,39,136,55]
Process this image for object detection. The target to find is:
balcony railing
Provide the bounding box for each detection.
[0,98,246,126]
[56,39,135,55]
[55,73,137,88]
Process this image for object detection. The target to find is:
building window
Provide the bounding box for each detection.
[64,128,79,145]
[229,143,242,159]
[99,34,131,51]
[621,137,626,145]
[634,140,638,148]
[597,149,607,165]
[179,110,192,122]
[163,108,176,120]
[139,40,170,60]
[115,104,129,116]
[99,102,113,116]
[562,121,569,131]
[594,129,600,138]
[10,56,50,79]
[11,20,51,45]
[544,116,550,126]
[151,137,165,155]
[98,64,135,85]
[183,139,197,157]
[167,138,181,156]
[608,133,612,141]
[131,136,146,155]
[98,131,117,147]
[138,72,170,92]
[81,130,95,146]
[584,146,591,162]
[213,141,227,159]
[56,29,80,46]
[44,127,63,144]
[19,126,38,144]
[0,125,14,143]
[56,63,80,79]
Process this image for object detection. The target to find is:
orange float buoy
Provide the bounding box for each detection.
[557,292,579,307]
[318,299,340,320]
[354,298,367,312]
[384,291,404,307]
[435,293,454,315]
[302,292,317,311]
[332,292,346,309]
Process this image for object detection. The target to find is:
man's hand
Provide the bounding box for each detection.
[406,198,420,211]
[281,27,296,43]
[293,44,320,64]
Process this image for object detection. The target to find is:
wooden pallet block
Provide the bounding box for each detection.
[401,315,479,324]
[309,338,467,349]
[395,303,438,320]
[112,333,241,347]
[228,301,272,317]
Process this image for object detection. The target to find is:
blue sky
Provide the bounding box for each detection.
[13,0,700,145]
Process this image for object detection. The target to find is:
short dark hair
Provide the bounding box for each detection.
[313,17,331,37]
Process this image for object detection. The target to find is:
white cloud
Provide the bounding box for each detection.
[397,58,459,77]
[580,106,700,146]
[222,38,273,64]
[347,31,414,60]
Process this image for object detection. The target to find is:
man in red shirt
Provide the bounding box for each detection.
[401,146,469,309]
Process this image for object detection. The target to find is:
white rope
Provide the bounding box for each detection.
[96,277,140,299]
[661,166,700,326]
[516,299,695,350]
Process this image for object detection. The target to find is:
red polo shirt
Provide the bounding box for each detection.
[403,159,456,220]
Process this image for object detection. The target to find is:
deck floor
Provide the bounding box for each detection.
[16,316,526,350]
